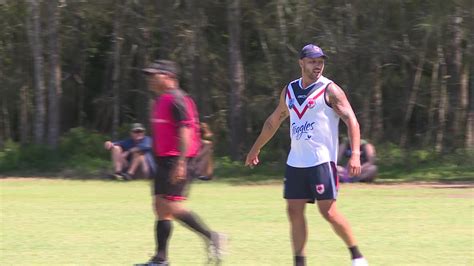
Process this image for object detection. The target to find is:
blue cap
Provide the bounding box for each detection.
[299,44,327,59]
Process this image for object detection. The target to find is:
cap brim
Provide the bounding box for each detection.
[142,68,159,74]
[303,54,328,59]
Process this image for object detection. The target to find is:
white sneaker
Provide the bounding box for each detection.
[208,232,228,261]
[352,257,368,266]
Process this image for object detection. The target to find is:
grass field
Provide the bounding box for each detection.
[1,178,473,266]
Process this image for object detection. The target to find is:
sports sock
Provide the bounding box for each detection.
[175,211,212,239]
[294,256,306,266]
[349,245,363,259]
[156,220,172,260]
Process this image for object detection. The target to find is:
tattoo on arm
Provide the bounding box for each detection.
[278,110,288,122]
[264,118,276,132]
[328,84,355,123]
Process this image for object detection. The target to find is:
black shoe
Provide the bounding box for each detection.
[121,172,133,181]
[110,172,125,181]
[134,255,169,266]
[197,175,212,181]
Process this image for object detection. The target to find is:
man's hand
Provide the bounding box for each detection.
[245,148,260,168]
[104,141,114,150]
[171,158,187,184]
[347,153,361,177]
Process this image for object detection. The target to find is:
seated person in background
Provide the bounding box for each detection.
[337,138,378,183]
[193,122,215,181]
[104,123,155,181]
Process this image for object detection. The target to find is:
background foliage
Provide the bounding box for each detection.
[0,0,473,176]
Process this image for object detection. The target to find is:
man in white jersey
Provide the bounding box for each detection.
[245,44,368,266]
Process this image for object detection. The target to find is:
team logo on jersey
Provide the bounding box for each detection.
[291,121,315,140]
[316,184,325,194]
[288,98,295,109]
[307,99,315,109]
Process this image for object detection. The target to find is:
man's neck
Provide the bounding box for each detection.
[301,76,320,89]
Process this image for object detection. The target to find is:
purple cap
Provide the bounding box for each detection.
[299,44,327,59]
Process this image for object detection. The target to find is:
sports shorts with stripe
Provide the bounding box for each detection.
[284,161,339,203]
[153,156,198,200]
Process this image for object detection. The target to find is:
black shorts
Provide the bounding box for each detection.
[284,161,339,203]
[153,156,198,200]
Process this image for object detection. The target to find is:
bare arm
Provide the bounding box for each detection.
[171,126,191,182]
[245,87,289,167]
[327,83,361,176]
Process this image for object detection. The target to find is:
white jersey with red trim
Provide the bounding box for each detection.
[285,76,339,167]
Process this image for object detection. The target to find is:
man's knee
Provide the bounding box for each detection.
[320,209,338,222]
[131,152,144,160]
[111,145,123,154]
[361,164,378,181]
[318,201,339,222]
[154,196,173,219]
[287,203,305,221]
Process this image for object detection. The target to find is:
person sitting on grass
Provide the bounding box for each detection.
[337,138,378,183]
[194,122,215,181]
[104,123,156,181]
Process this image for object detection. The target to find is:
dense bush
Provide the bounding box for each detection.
[0,127,110,176]
[0,130,472,181]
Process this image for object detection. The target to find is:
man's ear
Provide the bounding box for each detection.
[298,59,303,68]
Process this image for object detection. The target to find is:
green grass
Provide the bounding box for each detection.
[1,179,473,265]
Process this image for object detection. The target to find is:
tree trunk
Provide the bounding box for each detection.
[0,96,10,149]
[371,57,384,143]
[436,47,448,153]
[0,106,3,150]
[137,6,152,129]
[424,56,440,147]
[47,0,62,148]
[400,37,428,147]
[111,2,123,140]
[251,5,278,97]
[276,0,291,77]
[0,67,6,149]
[452,11,467,148]
[360,88,371,139]
[466,62,474,150]
[26,0,46,144]
[184,0,205,113]
[458,61,470,147]
[76,73,86,127]
[19,86,30,145]
[227,0,245,160]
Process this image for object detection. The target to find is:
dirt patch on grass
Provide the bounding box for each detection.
[344,181,474,189]
[343,181,474,198]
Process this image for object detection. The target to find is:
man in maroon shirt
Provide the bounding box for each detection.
[136,60,226,266]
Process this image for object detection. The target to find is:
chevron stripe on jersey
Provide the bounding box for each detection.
[285,76,340,168]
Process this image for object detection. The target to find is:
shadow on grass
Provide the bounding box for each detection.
[378,163,474,183]
[211,159,474,186]
[2,158,473,186]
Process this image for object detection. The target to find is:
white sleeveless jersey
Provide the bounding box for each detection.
[285,76,339,167]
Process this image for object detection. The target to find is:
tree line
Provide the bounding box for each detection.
[0,0,473,160]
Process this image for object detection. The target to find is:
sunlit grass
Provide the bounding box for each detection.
[1,179,473,265]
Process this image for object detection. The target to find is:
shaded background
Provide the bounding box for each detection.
[0,0,473,165]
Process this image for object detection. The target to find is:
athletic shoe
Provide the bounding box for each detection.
[352,257,368,266]
[111,172,125,181]
[120,172,133,181]
[208,232,228,261]
[134,255,169,266]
